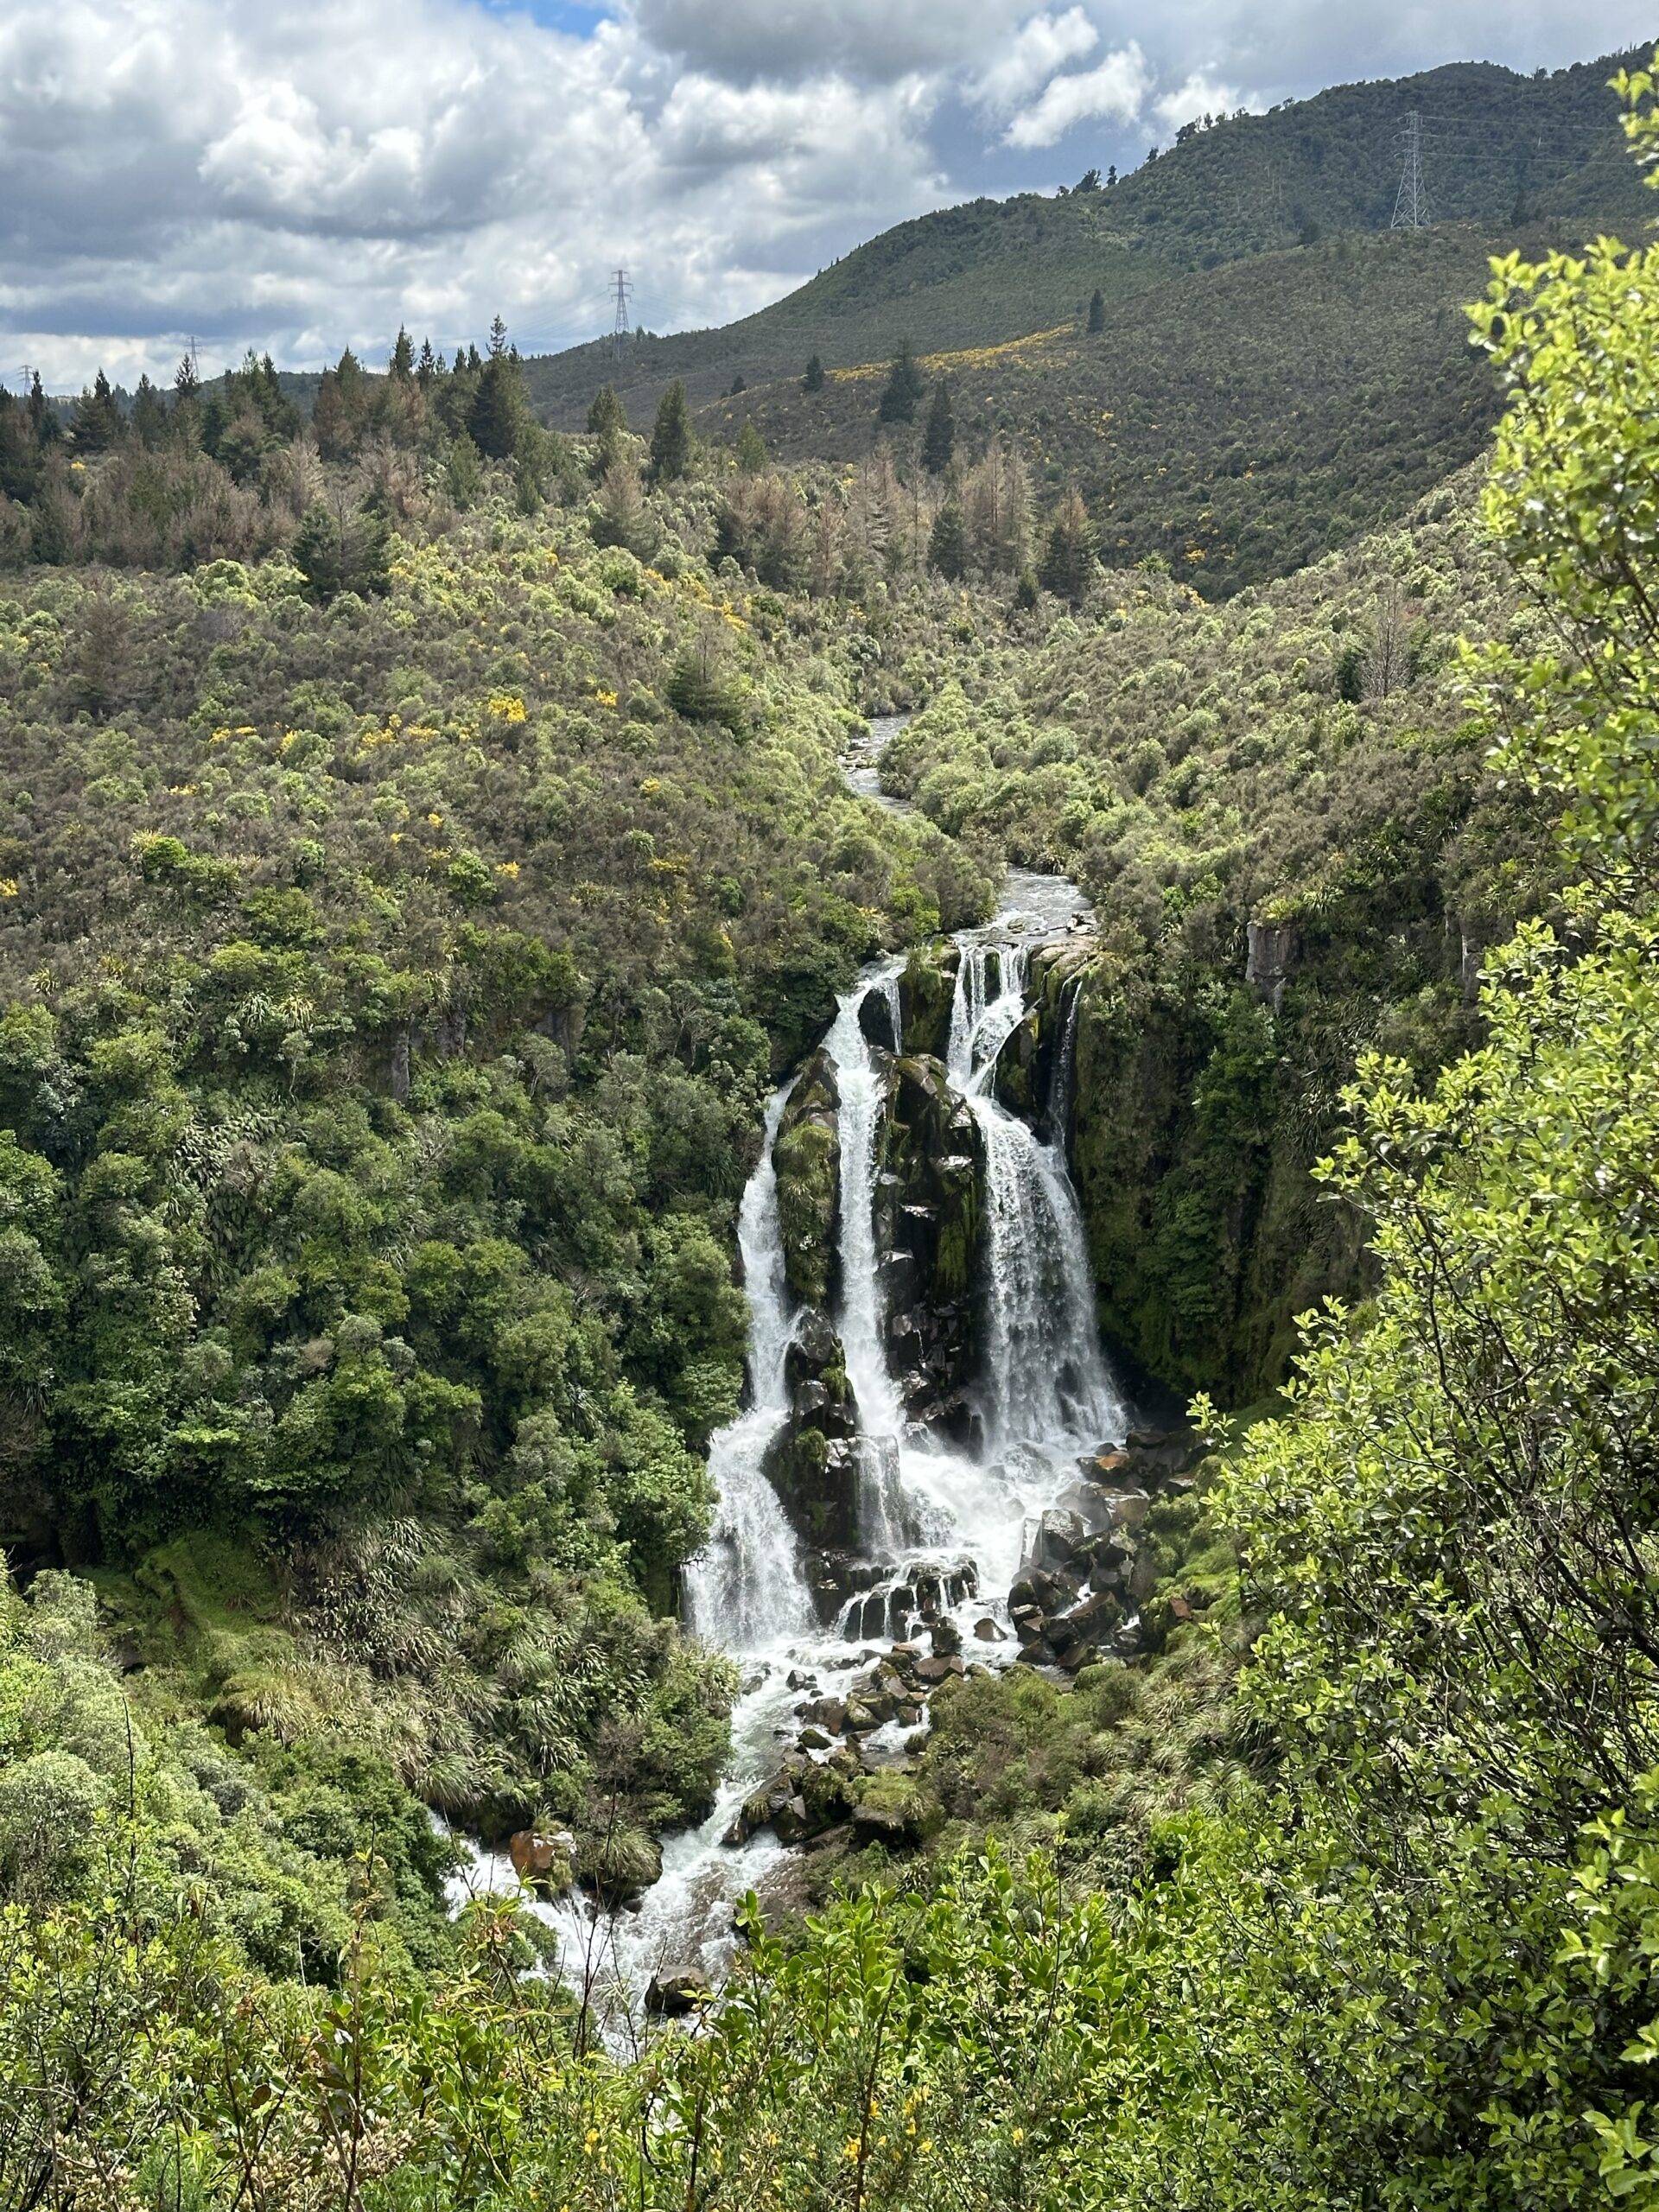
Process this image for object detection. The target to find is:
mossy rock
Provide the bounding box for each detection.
[773,1050,842,1309]
[898,942,960,1060]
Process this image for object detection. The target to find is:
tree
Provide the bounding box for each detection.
[173,353,199,407]
[803,353,825,393]
[130,375,167,448]
[292,497,390,603]
[878,341,925,425]
[921,379,955,474]
[487,314,509,360]
[587,385,628,474]
[390,327,415,379]
[70,370,121,454]
[1037,487,1096,602]
[649,379,693,481]
[928,502,966,580]
[1088,287,1106,334]
[734,418,768,474]
[1075,168,1102,191]
[469,348,524,460]
[446,431,484,509]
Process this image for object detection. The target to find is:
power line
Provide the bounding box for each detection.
[1391,111,1430,230]
[609,269,633,359]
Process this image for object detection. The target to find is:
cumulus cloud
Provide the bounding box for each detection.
[969,8,1099,115]
[1154,71,1249,136]
[1001,43,1154,148]
[2,0,1654,387]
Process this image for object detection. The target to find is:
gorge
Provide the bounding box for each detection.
[456,720,1206,2027]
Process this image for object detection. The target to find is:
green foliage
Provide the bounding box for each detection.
[648,380,694,482]
[877,340,926,425]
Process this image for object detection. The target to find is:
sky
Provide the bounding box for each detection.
[3,0,1656,391]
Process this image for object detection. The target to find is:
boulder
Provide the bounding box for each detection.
[1032,1508,1088,1573]
[645,1973,709,2018]
[507,1827,575,1891]
[973,1617,1007,1642]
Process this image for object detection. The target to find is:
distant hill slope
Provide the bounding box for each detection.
[521,41,1653,435]
[700,219,1532,595]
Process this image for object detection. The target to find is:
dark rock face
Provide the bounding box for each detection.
[765,1307,860,1548]
[875,1053,984,1437]
[858,990,899,1052]
[646,1973,709,2018]
[898,942,961,1061]
[772,1050,841,1311]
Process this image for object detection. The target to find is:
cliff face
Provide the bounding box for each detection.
[1033,906,1476,1408]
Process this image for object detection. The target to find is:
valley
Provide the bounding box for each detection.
[2,27,1659,2211]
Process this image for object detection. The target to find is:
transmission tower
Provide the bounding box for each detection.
[608,269,633,359]
[1391,111,1429,230]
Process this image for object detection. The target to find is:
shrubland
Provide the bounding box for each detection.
[3,56,1659,2212]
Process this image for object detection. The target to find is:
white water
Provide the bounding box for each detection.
[449,727,1127,2034]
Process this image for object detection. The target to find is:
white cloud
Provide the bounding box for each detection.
[970,9,1099,115]
[1154,70,1248,136]
[2,0,1656,387]
[1003,43,1154,148]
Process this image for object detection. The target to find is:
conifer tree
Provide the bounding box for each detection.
[803,353,825,393]
[70,369,122,454]
[390,327,415,379]
[173,353,199,407]
[927,501,967,579]
[1088,287,1106,334]
[878,341,925,425]
[922,379,955,474]
[1037,486,1097,603]
[130,375,167,448]
[650,379,693,481]
[734,417,768,474]
[587,385,628,475]
[416,338,437,385]
[469,346,523,459]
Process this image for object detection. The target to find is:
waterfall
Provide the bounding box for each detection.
[948,939,1122,1458]
[683,1084,814,1649]
[823,969,904,1445]
[454,737,1129,2029]
[1048,980,1082,1148]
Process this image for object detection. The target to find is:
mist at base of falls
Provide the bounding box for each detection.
[449,726,1127,2035]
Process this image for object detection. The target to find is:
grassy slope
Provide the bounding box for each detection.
[700,221,1527,594]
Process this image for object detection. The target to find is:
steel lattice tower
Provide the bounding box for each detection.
[1391,111,1429,230]
[609,269,633,359]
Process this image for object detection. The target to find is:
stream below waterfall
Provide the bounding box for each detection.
[449,715,1130,2032]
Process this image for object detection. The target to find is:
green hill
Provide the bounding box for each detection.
[521,41,1654,438]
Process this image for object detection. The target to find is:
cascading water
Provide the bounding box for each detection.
[451,721,1128,2031]
[948,938,1120,1458]
[683,1084,813,1649]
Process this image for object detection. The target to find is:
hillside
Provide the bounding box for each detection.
[701,219,1520,594]
[521,41,1653,436]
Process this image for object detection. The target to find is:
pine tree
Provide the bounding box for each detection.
[487,315,509,360]
[469,349,523,460]
[649,380,693,481]
[587,385,628,475]
[70,369,122,453]
[1037,487,1097,604]
[174,353,199,406]
[734,417,768,474]
[1088,288,1106,334]
[416,339,437,385]
[928,501,967,579]
[390,327,415,379]
[878,341,926,425]
[922,380,955,474]
[446,432,484,509]
[803,353,825,393]
[130,375,167,448]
